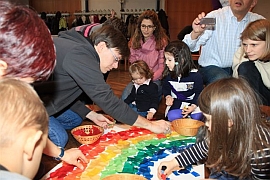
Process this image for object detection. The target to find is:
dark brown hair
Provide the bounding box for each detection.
[198,77,270,178]
[162,40,197,79]
[131,10,168,50]
[90,25,130,60]
[129,60,154,80]
[0,1,56,81]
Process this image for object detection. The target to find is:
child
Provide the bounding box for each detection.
[233,19,270,106]
[124,60,159,120]
[158,77,270,179]
[0,1,87,173]
[162,40,204,121]
[0,79,48,179]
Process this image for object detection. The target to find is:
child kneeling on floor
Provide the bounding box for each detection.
[162,40,204,121]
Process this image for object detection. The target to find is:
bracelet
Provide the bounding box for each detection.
[54,146,64,161]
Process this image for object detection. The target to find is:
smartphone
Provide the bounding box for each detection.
[199,18,216,25]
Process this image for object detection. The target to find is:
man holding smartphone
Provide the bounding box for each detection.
[183,0,264,85]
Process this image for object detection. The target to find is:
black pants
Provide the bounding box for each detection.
[238,61,270,106]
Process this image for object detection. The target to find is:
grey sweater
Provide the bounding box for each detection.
[34,28,138,125]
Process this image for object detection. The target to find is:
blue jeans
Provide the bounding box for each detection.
[199,65,232,85]
[121,82,133,101]
[49,109,83,147]
[209,170,245,180]
[128,104,148,117]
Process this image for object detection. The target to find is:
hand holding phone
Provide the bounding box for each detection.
[199,18,216,25]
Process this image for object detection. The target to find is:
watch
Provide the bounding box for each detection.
[54,146,64,161]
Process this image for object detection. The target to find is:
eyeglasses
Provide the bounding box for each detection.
[109,48,120,62]
[141,24,155,29]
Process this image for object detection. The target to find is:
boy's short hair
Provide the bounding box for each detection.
[0,79,48,146]
[90,25,130,60]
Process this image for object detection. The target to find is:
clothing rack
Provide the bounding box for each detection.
[38,13,70,18]
[120,11,142,22]
[120,12,143,15]
[74,10,112,16]
[46,13,70,17]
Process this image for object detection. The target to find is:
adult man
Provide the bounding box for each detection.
[183,0,264,85]
[34,25,171,148]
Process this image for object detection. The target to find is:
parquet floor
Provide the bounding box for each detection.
[39,62,167,179]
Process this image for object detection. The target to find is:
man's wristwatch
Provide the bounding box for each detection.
[54,146,64,161]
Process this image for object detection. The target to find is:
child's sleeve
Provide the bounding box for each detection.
[124,86,136,104]
[162,77,171,97]
[149,83,159,112]
[175,139,209,168]
[190,73,204,106]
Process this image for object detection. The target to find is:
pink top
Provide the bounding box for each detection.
[129,35,165,81]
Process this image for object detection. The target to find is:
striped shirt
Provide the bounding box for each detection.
[183,6,264,68]
[175,125,270,179]
[250,125,270,179]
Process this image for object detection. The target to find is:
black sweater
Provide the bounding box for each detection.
[124,81,159,112]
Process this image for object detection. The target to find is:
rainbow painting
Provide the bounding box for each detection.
[44,125,204,180]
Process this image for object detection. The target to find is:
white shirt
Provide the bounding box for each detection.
[183,6,264,68]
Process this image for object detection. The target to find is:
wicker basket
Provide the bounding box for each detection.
[71,125,103,144]
[172,118,204,136]
[102,174,147,180]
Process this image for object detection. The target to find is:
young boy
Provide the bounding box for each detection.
[0,79,48,179]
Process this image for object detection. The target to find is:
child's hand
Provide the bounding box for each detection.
[157,159,179,179]
[165,95,174,106]
[62,148,88,170]
[147,112,154,120]
[182,104,197,117]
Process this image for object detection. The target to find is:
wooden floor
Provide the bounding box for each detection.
[39,62,167,179]
[38,62,269,179]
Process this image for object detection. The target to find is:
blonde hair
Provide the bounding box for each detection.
[0,79,48,146]
[241,19,270,60]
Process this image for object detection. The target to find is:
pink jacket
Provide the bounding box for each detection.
[129,35,165,81]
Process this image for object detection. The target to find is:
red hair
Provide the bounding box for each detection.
[0,1,56,81]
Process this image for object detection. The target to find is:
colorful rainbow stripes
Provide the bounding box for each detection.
[47,127,196,180]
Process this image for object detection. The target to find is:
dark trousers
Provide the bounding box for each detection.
[238,61,270,106]
[198,65,232,86]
